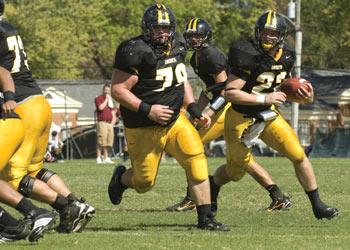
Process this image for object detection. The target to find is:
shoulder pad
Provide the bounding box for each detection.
[173,32,186,47]
[113,36,151,75]
[200,46,227,74]
[228,40,258,69]
[228,40,258,80]
[283,43,296,59]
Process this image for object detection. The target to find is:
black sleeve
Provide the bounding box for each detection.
[202,47,227,75]
[113,40,143,75]
[228,41,256,81]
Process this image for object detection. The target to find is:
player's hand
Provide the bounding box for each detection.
[296,82,314,104]
[148,104,174,125]
[203,108,215,119]
[265,92,286,105]
[2,100,17,114]
[194,113,211,129]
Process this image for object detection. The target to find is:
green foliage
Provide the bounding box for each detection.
[301,0,350,69]
[3,0,350,79]
[1,157,349,249]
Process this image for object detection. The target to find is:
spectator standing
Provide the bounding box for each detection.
[95,84,115,164]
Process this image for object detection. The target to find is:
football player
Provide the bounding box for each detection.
[1,66,57,242]
[167,18,291,213]
[108,4,229,231]
[211,10,338,219]
[0,0,95,233]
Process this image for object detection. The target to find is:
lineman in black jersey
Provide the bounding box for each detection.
[0,3,95,233]
[167,18,290,214]
[108,4,229,231]
[212,11,338,219]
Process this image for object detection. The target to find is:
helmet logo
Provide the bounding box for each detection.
[265,11,277,29]
[187,18,199,32]
[156,4,170,25]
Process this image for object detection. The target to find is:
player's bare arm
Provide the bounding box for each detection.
[0,66,16,113]
[184,80,211,128]
[225,73,286,105]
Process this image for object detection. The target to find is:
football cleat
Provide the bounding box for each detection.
[313,205,339,220]
[0,219,32,243]
[28,209,58,242]
[72,201,95,233]
[108,165,127,205]
[166,196,196,212]
[57,201,94,233]
[197,217,230,231]
[28,208,57,242]
[267,195,292,211]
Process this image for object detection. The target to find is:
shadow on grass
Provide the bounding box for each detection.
[99,208,173,213]
[85,223,196,232]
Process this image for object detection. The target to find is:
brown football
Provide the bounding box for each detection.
[280,77,312,103]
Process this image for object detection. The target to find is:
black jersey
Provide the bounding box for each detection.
[228,39,295,115]
[0,20,42,102]
[190,45,227,102]
[113,32,187,128]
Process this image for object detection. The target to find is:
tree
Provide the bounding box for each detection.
[4,0,350,79]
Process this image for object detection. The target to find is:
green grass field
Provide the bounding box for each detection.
[1,157,349,249]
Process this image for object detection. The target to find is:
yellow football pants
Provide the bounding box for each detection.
[198,103,231,143]
[125,113,208,193]
[224,107,305,181]
[0,95,52,189]
[0,117,25,171]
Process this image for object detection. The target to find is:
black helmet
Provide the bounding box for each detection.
[255,10,287,51]
[0,0,4,16]
[184,18,212,50]
[141,4,176,48]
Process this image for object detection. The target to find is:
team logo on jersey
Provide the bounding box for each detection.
[164,57,177,65]
[271,65,283,70]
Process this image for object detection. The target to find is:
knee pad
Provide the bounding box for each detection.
[18,175,36,197]
[36,168,56,183]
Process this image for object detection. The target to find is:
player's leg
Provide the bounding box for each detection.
[213,108,290,211]
[108,126,164,205]
[0,116,57,240]
[261,113,338,219]
[0,117,25,170]
[165,114,229,231]
[166,106,228,212]
[7,96,92,232]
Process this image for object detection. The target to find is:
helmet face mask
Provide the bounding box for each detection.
[185,32,205,50]
[142,4,176,48]
[255,11,287,52]
[149,25,172,48]
[260,29,281,50]
[184,18,212,50]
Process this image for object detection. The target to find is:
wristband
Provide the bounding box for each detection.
[209,95,226,113]
[138,101,151,117]
[3,91,15,102]
[187,102,202,119]
[256,94,266,104]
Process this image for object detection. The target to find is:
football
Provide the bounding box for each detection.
[280,77,312,103]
